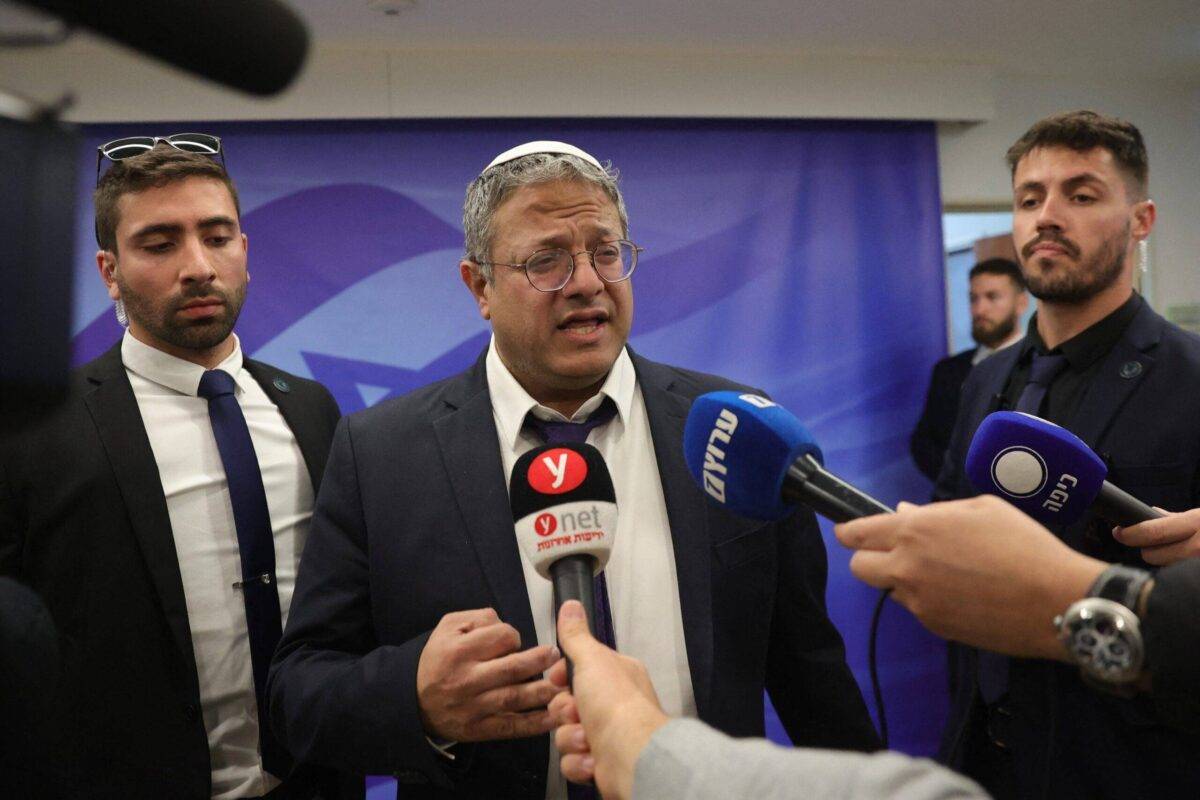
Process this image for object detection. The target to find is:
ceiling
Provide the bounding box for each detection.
[286,0,1200,81]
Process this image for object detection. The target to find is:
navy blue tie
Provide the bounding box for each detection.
[978,352,1070,705]
[523,400,618,800]
[197,369,289,776]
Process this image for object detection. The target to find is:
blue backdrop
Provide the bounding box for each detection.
[72,118,950,771]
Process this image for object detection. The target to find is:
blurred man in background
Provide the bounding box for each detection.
[910,258,1027,481]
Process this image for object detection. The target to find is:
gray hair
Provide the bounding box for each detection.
[462,153,629,281]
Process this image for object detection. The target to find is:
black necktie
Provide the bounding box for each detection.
[197,369,289,776]
[523,399,618,800]
[978,352,1070,705]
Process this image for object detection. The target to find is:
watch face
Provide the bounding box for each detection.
[1061,599,1143,683]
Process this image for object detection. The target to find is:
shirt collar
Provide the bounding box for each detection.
[1023,292,1143,370]
[485,335,636,451]
[121,329,247,397]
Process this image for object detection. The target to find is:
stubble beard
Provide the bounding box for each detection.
[117,276,246,353]
[1021,223,1129,306]
[972,313,1018,348]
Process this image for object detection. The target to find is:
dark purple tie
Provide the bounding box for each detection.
[197,369,289,776]
[978,352,1070,705]
[523,400,617,800]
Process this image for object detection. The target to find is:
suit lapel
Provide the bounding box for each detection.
[1068,304,1162,451]
[432,357,538,648]
[245,359,326,491]
[82,344,198,684]
[632,353,714,718]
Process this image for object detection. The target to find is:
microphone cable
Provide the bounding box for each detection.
[868,587,892,748]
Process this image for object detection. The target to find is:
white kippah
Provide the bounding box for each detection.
[483,140,603,173]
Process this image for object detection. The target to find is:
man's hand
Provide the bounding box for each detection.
[415,608,564,742]
[834,496,1107,661]
[1114,508,1200,565]
[547,600,668,800]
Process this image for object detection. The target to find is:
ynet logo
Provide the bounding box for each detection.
[534,513,558,537]
[527,448,588,495]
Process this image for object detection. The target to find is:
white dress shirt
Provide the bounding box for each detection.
[486,339,696,800]
[971,328,1024,365]
[122,331,313,799]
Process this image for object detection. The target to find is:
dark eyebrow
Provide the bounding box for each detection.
[1061,173,1106,192]
[129,222,183,240]
[128,216,237,241]
[1015,172,1107,196]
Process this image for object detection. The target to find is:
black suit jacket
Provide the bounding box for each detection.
[933,300,1200,799]
[268,348,879,798]
[909,348,976,482]
[0,341,345,799]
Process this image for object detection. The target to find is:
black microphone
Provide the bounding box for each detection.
[16,0,310,96]
[683,391,893,522]
[510,442,617,675]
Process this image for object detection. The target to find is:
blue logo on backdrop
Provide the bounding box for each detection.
[72,119,949,758]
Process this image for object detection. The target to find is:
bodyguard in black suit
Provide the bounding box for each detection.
[933,111,1200,799]
[269,142,878,798]
[0,145,345,798]
[910,258,1027,482]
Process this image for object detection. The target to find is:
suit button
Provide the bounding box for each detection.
[183,703,199,722]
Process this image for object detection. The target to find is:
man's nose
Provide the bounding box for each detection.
[179,237,218,283]
[560,251,604,298]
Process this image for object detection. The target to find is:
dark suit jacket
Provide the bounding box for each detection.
[910,348,976,482]
[933,300,1200,799]
[269,348,880,798]
[0,341,345,799]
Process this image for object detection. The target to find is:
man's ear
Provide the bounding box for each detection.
[460,260,491,320]
[1131,199,1156,241]
[96,249,120,301]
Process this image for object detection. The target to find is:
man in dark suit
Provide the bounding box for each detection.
[269,141,879,798]
[0,144,345,798]
[933,110,1200,798]
[909,258,1027,481]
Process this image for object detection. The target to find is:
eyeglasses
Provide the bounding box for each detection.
[479,240,644,293]
[96,132,224,184]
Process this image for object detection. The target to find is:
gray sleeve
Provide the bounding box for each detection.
[633,719,988,800]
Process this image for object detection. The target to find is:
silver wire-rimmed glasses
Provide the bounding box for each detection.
[478,240,643,292]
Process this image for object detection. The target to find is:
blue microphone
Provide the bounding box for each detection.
[683,391,892,522]
[966,411,1162,527]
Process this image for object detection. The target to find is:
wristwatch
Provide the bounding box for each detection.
[1054,564,1153,687]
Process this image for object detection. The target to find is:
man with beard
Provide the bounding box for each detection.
[910,258,1027,481]
[933,111,1200,799]
[0,144,348,799]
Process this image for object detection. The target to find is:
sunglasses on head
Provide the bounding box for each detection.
[95,132,224,184]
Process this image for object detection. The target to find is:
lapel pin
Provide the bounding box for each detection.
[1118,361,1143,379]
[273,377,291,393]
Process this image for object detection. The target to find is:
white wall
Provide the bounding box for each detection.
[3,39,1196,306]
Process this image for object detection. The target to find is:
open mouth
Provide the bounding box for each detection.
[558,311,609,336]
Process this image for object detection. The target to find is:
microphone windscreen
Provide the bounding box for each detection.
[683,391,823,521]
[965,411,1107,525]
[509,443,617,579]
[19,0,309,96]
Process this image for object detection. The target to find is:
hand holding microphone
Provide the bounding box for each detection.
[511,442,618,682]
[1114,507,1200,565]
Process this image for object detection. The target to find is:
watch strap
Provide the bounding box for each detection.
[1087,564,1153,612]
